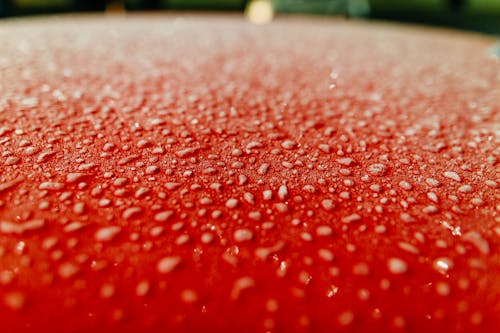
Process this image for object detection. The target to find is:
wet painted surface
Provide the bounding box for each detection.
[0,15,499,333]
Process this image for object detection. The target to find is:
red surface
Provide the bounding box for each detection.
[0,15,499,333]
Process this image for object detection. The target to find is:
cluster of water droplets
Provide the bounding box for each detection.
[0,16,498,332]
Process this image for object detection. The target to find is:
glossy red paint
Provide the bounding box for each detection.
[0,15,499,333]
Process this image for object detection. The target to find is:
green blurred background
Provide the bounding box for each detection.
[0,0,499,34]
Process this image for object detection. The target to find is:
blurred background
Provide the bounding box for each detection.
[0,0,499,34]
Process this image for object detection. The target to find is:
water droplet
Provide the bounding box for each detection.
[336,158,355,166]
[58,262,79,279]
[318,249,334,261]
[387,257,408,274]
[316,225,333,236]
[234,229,253,242]
[458,184,473,193]
[181,289,198,303]
[0,176,24,193]
[435,281,451,296]
[278,184,288,200]
[135,280,150,297]
[338,311,354,326]
[425,178,441,187]
[281,140,297,150]
[3,291,25,311]
[94,226,121,242]
[122,207,143,220]
[36,151,56,163]
[175,147,200,158]
[39,182,65,191]
[321,199,335,211]
[145,165,160,175]
[231,148,243,157]
[0,219,45,235]
[462,231,490,255]
[427,192,439,203]
[243,192,255,205]
[73,202,86,215]
[341,213,361,223]
[165,182,181,190]
[400,213,415,223]
[433,257,453,274]
[397,242,419,254]
[352,262,370,276]
[258,163,270,175]
[135,187,151,199]
[154,210,174,222]
[485,180,497,188]
[398,181,413,191]
[225,198,239,209]
[0,270,15,285]
[263,190,273,201]
[230,276,255,300]
[64,221,87,233]
[367,163,387,176]
[100,283,115,299]
[443,171,461,182]
[318,144,331,154]
[157,256,181,274]
[78,163,96,171]
[66,173,87,183]
[4,156,20,166]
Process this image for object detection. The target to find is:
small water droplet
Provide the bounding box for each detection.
[234,229,253,242]
[443,171,461,182]
[58,262,79,279]
[336,158,355,166]
[278,184,288,200]
[39,182,65,191]
[122,207,143,220]
[94,226,121,242]
[462,231,490,255]
[387,257,408,274]
[157,256,182,274]
[3,291,25,311]
[225,198,239,209]
[281,140,297,150]
[135,280,150,297]
[181,289,198,303]
[433,257,453,275]
[321,199,335,211]
[337,311,354,326]
[367,163,387,176]
[341,213,361,223]
[230,276,255,300]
